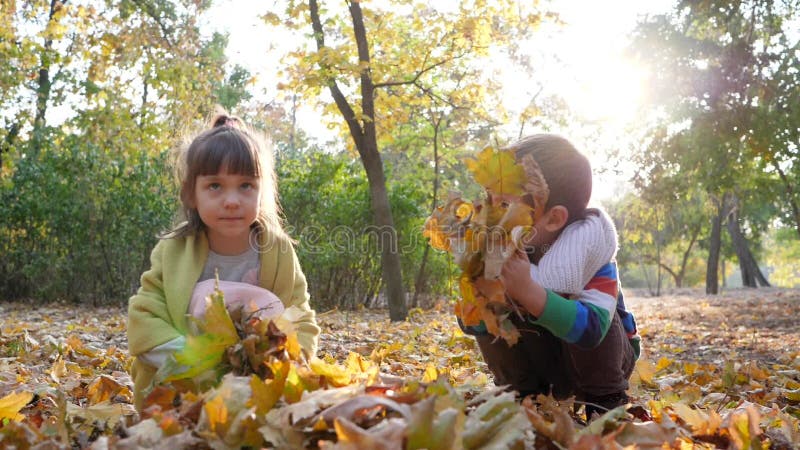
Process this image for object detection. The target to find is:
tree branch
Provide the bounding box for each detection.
[309,0,362,139]
[348,0,375,136]
[374,56,455,89]
[131,0,175,48]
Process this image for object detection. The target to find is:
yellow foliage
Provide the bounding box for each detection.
[204,393,228,434]
[0,391,33,422]
[310,358,352,387]
[464,147,527,196]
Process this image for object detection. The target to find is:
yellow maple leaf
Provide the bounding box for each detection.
[0,391,33,422]
[247,363,287,415]
[422,364,439,383]
[310,358,352,387]
[632,359,657,387]
[283,364,305,404]
[169,290,240,381]
[465,146,527,195]
[204,393,228,434]
[655,356,673,372]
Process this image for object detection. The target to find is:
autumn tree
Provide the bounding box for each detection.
[268,0,544,320]
[0,0,245,301]
[630,0,799,293]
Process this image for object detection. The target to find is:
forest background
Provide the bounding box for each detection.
[1,0,799,320]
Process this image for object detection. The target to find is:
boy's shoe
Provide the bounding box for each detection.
[583,392,629,419]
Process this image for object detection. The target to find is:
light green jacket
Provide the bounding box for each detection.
[127,229,319,410]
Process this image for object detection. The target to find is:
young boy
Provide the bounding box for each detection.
[464,134,640,417]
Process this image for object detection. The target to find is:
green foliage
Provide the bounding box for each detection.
[0,0,250,304]
[278,151,453,310]
[764,228,800,288]
[214,65,253,112]
[627,1,800,290]
[0,133,174,302]
[605,188,708,292]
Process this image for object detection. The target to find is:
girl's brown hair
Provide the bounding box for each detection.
[505,134,593,225]
[162,112,285,239]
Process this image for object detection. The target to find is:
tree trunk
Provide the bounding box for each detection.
[638,252,656,296]
[655,207,662,296]
[706,195,725,294]
[308,0,407,321]
[412,115,442,308]
[676,224,701,288]
[725,200,770,288]
[772,160,800,239]
[31,0,62,156]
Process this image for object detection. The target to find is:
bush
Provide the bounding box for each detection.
[0,138,174,303]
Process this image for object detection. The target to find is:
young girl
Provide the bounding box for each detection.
[127,113,320,411]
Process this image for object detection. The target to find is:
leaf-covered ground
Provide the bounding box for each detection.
[1,288,798,448]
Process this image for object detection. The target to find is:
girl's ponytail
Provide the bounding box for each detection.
[210,114,243,129]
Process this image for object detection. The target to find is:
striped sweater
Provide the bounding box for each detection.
[531,262,640,357]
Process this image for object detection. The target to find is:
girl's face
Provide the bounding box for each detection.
[194,166,261,255]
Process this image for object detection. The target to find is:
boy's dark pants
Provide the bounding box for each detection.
[475,313,635,401]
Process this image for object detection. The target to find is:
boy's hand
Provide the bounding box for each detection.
[501,251,546,317]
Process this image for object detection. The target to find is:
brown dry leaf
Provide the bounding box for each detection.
[86,374,125,405]
[317,394,408,425]
[671,402,722,435]
[616,420,679,448]
[331,416,406,450]
[66,401,134,429]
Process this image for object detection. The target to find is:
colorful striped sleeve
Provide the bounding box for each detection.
[530,262,619,349]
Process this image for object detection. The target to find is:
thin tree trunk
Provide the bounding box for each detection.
[655,206,662,296]
[638,252,655,296]
[31,0,63,155]
[647,258,680,288]
[772,160,800,239]
[412,115,442,308]
[1,123,20,169]
[308,0,407,320]
[676,225,701,288]
[706,195,725,294]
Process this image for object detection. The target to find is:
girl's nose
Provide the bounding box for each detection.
[223,192,240,208]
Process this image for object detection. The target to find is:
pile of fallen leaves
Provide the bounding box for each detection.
[423,146,550,346]
[1,288,799,448]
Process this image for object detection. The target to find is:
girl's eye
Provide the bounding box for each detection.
[241,182,254,190]
[209,183,221,190]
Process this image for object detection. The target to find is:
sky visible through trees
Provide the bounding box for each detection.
[202,0,673,202]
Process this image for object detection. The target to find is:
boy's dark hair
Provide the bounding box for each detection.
[505,134,592,225]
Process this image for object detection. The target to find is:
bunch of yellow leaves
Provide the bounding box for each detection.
[423,146,549,345]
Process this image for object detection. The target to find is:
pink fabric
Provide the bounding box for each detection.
[189,279,284,321]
